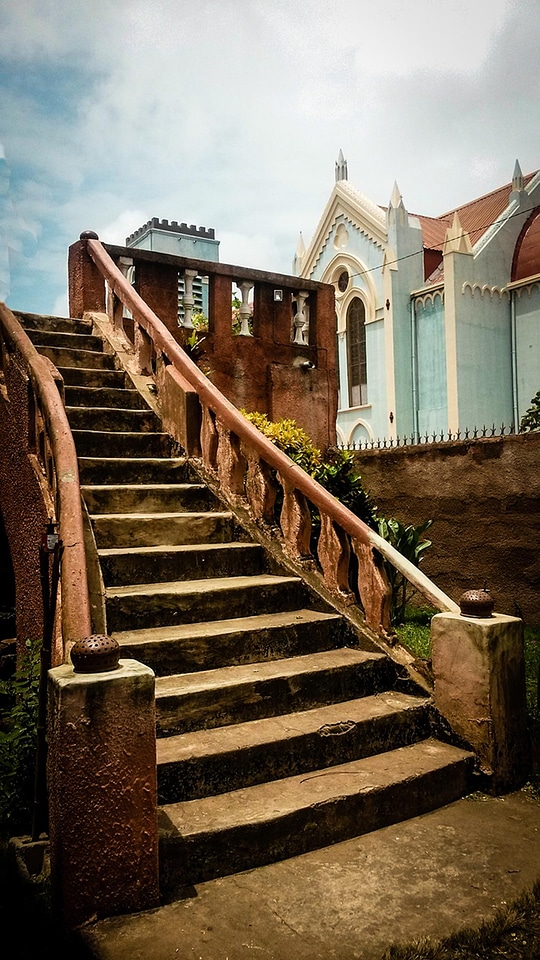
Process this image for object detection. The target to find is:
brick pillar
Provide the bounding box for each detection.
[135,261,180,337]
[68,239,106,318]
[47,660,160,927]
[431,612,530,792]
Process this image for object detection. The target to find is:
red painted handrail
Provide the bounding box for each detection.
[0,303,92,654]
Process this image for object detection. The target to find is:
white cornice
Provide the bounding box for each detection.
[301,181,388,278]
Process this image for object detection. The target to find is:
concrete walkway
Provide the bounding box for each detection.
[79,787,540,960]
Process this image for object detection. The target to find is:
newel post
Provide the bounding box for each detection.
[47,637,159,927]
[431,590,530,793]
[68,233,106,318]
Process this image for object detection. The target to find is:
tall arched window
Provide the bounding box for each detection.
[347,297,367,407]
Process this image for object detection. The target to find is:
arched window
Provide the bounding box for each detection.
[347,297,367,407]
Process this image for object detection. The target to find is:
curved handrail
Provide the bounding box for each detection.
[0,303,92,653]
[87,238,460,616]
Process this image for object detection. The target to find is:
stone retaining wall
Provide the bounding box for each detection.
[353,432,540,624]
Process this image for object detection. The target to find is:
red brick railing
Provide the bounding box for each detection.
[0,303,91,661]
[71,235,460,635]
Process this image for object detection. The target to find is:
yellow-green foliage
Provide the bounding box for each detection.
[241,410,322,473]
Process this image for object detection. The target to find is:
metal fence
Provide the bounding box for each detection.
[340,423,519,451]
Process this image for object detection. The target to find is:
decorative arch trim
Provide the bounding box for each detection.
[413,289,444,311]
[462,282,510,301]
[347,418,374,445]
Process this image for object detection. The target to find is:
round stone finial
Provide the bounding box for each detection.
[459,588,495,619]
[71,634,121,673]
[79,230,99,240]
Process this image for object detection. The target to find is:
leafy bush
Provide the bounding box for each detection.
[377,517,433,625]
[520,390,540,432]
[0,640,40,836]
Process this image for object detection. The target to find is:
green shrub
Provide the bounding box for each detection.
[520,391,540,432]
[377,517,433,626]
[0,640,40,836]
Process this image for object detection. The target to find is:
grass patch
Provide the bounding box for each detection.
[382,878,540,959]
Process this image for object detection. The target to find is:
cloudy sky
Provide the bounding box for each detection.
[1,0,538,315]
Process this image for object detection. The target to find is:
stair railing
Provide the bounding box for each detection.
[85,238,460,635]
[0,303,91,660]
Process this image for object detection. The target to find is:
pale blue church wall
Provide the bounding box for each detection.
[336,319,387,445]
[515,282,540,421]
[414,294,448,436]
[456,288,514,429]
[386,211,425,439]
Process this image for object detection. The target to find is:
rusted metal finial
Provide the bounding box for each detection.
[459,588,495,619]
[79,230,99,240]
[71,634,121,673]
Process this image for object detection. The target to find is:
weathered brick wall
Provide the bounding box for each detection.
[353,433,540,624]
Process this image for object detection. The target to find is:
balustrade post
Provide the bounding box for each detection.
[237,281,253,336]
[134,322,154,376]
[244,450,277,524]
[216,422,246,496]
[278,478,312,560]
[209,274,235,338]
[200,404,219,472]
[317,513,354,603]
[352,539,392,635]
[181,269,199,329]
[292,291,309,344]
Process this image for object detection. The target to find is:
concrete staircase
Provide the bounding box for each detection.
[18,311,475,900]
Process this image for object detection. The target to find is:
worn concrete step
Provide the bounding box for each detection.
[91,510,236,548]
[67,406,161,433]
[105,574,312,634]
[25,327,105,352]
[154,647,395,736]
[65,384,149,410]
[15,311,93,335]
[72,430,172,458]
[99,541,267,587]
[113,609,348,677]
[157,691,433,803]
[58,366,128,389]
[83,483,219,515]
[36,345,117,370]
[159,738,474,891]
[78,457,194,486]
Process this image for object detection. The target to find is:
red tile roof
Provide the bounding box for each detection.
[418,171,538,251]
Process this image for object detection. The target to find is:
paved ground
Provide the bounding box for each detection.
[78,787,540,960]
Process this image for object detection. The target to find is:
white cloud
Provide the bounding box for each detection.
[1,0,538,312]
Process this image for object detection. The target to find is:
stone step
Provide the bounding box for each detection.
[156,691,433,802]
[25,327,105,352]
[15,311,93,335]
[58,366,128,389]
[105,574,312,634]
[67,406,161,433]
[113,609,348,677]
[99,541,267,587]
[83,483,220,515]
[37,345,118,370]
[73,430,172,458]
[154,647,395,736]
[65,385,149,410]
[91,511,236,548]
[78,457,194,485]
[159,738,474,891]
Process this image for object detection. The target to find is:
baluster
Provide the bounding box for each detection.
[134,322,153,376]
[352,538,392,635]
[278,477,312,560]
[200,404,219,472]
[181,269,198,329]
[244,449,277,523]
[118,256,134,329]
[292,291,309,344]
[237,281,253,336]
[216,422,246,497]
[317,513,354,603]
